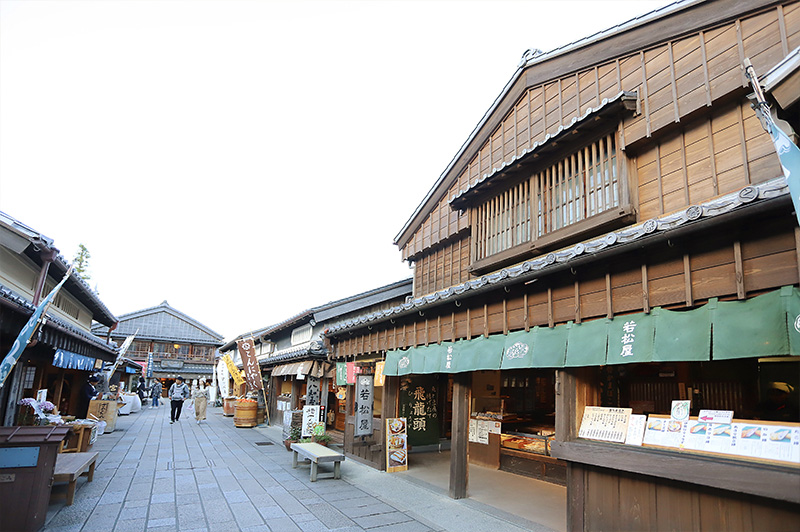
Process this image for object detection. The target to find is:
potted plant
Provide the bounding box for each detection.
[284,426,302,451]
[312,433,332,447]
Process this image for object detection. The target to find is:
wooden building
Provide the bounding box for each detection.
[92,301,224,394]
[324,1,800,529]
[0,211,119,424]
[222,279,411,453]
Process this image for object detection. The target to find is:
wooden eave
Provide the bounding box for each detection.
[394,0,783,251]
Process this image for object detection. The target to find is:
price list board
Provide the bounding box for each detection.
[578,406,633,443]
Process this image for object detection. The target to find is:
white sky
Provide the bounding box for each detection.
[0,0,672,340]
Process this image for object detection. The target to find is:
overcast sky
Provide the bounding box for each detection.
[0,0,672,340]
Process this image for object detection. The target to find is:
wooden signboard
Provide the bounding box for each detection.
[87,400,118,433]
[386,417,407,473]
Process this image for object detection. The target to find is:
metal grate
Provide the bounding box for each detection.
[254,441,273,446]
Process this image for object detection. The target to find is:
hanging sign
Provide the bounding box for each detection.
[336,362,347,386]
[237,339,263,391]
[346,362,356,384]
[146,352,154,378]
[354,375,374,437]
[398,376,439,446]
[374,361,385,387]
[386,417,408,473]
[223,354,245,387]
[306,375,320,406]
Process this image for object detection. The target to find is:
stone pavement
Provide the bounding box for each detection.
[42,404,555,532]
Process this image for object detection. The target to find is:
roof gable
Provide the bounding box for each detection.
[92,301,224,344]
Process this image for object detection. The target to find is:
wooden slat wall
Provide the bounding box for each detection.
[334,217,799,359]
[576,463,800,532]
[401,4,797,268]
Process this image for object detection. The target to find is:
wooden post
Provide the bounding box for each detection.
[449,373,469,499]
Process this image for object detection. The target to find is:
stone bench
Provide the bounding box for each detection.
[53,451,98,505]
[290,442,344,482]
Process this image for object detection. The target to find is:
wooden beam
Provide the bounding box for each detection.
[684,254,693,307]
[642,264,650,313]
[733,241,746,299]
[548,287,554,328]
[524,292,530,332]
[778,4,789,56]
[574,280,581,324]
[449,373,470,500]
[503,298,509,335]
[640,51,651,137]
[606,272,613,319]
[483,304,489,338]
[668,41,680,123]
[700,31,712,107]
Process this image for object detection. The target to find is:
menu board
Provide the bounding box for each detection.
[578,406,632,443]
[301,405,321,437]
[643,415,800,465]
[386,417,408,473]
[624,414,647,446]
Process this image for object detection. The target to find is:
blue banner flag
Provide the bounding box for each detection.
[0,266,73,387]
[745,58,800,227]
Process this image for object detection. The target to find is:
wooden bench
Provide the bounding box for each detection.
[53,451,98,505]
[290,442,344,482]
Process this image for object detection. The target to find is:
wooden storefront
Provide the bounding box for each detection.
[326,1,800,529]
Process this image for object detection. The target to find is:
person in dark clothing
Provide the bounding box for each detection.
[77,375,99,419]
[137,376,146,404]
[169,376,190,424]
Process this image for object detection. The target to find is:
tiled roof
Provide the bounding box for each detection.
[91,301,224,344]
[330,176,789,335]
[0,282,117,355]
[0,210,117,326]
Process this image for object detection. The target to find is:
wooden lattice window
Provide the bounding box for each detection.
[535,132,618,237]
[472,131,620,262]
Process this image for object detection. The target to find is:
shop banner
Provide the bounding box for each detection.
[336,362,347,386]
[146,352,153,378]
[217,359,230,398]
[223,354,245,387]
[237,338,263,391]
[346,362,356,384]
[306,375,320,405]
[399,375,439,446]
[374,361,385,387]
[386,417,408,473]
[354,374,374,437]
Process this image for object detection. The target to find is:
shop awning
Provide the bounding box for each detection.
[382,286,799,376]
[270,360,330,378]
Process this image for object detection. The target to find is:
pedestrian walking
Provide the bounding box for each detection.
[137,376,146,404]
[168,376,190,424]
[150,380,162,408]
[192,379,209,424]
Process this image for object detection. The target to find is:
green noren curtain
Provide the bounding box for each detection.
[712,290,789,360]
[410,343,450,374]
[500,330,536,370]
[652,305,711,362]
[450,335,505,373]
[783,286,800,357]
[566,319,611,366]
[382,351,401,376]
[531,325,569,367]
[605,313,655,365]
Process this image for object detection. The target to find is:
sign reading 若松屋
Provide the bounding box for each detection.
[354,375,374,437]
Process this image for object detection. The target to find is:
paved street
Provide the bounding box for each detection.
[42,405,552,532]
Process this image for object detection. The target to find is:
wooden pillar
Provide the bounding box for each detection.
[381,376,399,471]
[449,372,470,499]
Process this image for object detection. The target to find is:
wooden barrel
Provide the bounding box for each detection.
[234,401,257,427]
[222,397,236,417]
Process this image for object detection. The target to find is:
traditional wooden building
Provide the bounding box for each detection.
[221,279,412,447]
[325,0,800,529]
[0,211,118,424]
[92,301,224,394]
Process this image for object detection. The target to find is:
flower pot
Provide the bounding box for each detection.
[284,439,295,451]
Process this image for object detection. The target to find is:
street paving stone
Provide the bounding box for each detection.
[42,404,549,532]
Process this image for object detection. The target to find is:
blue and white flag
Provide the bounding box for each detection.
[0,266,73,387]
[745,58,800,227]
